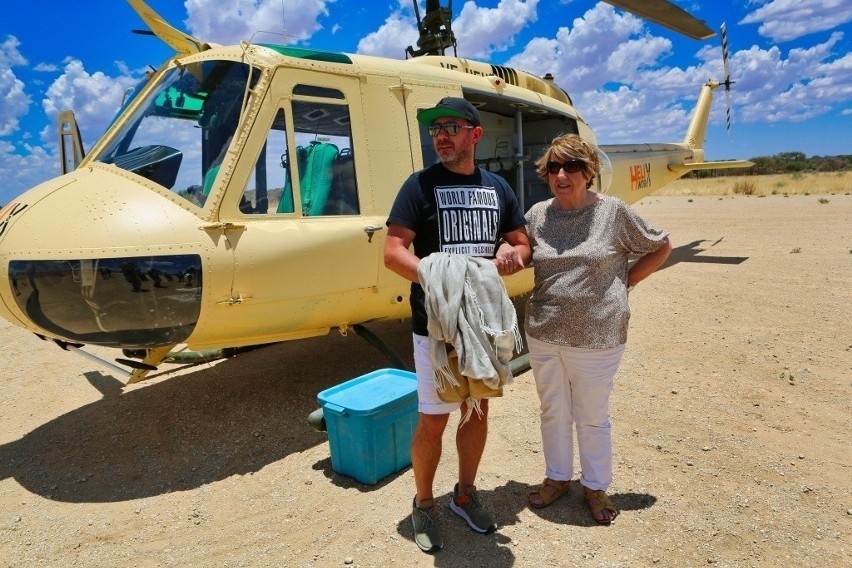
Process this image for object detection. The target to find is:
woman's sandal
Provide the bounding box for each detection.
[583,488,619,525]
[528,478,572,509]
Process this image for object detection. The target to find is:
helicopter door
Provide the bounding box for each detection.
[220,82,379,337]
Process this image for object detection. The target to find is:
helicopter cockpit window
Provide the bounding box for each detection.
[91,60,258,208]
[246,87,359,216]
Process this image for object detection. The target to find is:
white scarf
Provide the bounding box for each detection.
[417,252,523,423]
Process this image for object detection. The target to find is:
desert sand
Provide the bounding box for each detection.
[1,194,850,567]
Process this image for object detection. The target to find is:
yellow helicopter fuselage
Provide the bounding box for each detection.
[0,31,748,379]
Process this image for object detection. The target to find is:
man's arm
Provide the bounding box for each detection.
[494,227,531,276]
[383,223,421,283]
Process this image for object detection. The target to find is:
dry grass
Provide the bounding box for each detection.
[658,171,850,196]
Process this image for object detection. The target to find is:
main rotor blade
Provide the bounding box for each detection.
[128,0,210,54]
[604,0,715,40]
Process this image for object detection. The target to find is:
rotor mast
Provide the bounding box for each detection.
[406,0,456,58]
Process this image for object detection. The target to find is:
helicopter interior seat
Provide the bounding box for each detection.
[276,141,339,215]
[201,163,220,197]
[301,141,339,216]
[324,148,358,214]
[277,146,309,213]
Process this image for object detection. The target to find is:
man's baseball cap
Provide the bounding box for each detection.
[417,97,481,126]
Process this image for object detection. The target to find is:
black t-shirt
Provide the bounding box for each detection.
[386,163,526,335]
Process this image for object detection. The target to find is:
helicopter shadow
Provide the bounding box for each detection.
[0,319,415,503]
[657,238,748,270]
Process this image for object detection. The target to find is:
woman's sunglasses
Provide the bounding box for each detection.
[546,160,585,175]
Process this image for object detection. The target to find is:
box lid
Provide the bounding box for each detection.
[317,368,417,414]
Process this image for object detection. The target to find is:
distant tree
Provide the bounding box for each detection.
[681,152,849,178]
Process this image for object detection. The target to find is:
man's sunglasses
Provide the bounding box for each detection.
[427,122,475,137]
[546,160,585,175]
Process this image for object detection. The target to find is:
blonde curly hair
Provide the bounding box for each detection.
[534,134,600,188]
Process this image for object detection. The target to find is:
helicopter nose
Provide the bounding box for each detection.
[5,255,202,347]
[0,169,205,348]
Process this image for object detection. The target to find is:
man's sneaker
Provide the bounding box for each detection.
[411,498,443,553]
[450,484,497,533]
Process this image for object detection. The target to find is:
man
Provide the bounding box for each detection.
[384,97,530,553]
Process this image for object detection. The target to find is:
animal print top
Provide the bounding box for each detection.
[524,195,668,349]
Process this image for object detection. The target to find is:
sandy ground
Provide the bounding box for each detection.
[1,195,850,567]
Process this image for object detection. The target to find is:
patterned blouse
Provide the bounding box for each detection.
[524,195,669,349]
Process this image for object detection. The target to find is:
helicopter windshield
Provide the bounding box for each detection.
[93,60,258,207]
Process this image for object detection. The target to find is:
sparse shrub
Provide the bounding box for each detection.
[791,247,801,253]
[818,197,829,204]
[733,180,756,195]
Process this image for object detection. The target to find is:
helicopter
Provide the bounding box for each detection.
[0,0,751,383]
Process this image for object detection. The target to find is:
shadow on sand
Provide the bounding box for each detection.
[0,319,415,503]
[388,481,657,565]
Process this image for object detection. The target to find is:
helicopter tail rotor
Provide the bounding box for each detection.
[721,22,734,134]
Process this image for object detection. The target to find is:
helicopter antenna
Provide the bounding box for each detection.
[721,22,734,134]
[406,0,457,58]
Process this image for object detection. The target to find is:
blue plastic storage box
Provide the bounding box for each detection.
[317,368,418,484]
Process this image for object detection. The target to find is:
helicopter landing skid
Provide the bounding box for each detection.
[351,323,411,372]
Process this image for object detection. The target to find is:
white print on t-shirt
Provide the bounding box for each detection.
[435,186,499,257]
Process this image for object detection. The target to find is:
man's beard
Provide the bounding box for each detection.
[439,145,472,169]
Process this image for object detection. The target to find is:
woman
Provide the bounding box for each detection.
[522,134,671,524]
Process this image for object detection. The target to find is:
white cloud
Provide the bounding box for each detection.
[453,0,540,60]
[506,4,649,92]
[0,140,54,204]
[184,0,333,46]
[2,57,143,203]
[739,0,852,42]
[502,2,851,143]
[0,70,28,137]
[41,59,139,147]
[357,12,419,58]
[0,37,31,138]
[357,0,540,61]
[0,36,28,67]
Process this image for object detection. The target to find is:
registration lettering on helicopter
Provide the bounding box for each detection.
[439,62,488,77]
[630,163,652,191]
[0,202,28,239]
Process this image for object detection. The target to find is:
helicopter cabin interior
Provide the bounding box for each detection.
[422,91,581,212]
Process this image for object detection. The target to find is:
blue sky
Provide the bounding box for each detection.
[1,0,850,205]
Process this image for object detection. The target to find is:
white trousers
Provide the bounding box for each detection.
[527,334,626,491]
